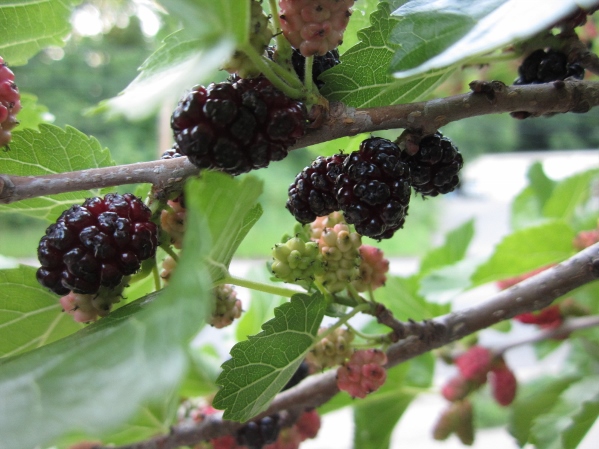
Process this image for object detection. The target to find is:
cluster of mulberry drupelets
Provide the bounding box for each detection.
[171,76,307,175]
[400,132,463,197]
[306,326,355,371]
[279,0,354,57]
[336,349,388,398]
[514,49,584,85]
[441,345,518,405]
[36,193,158,296]
[287,135,463,240]
[0,56,21,147]
[435,345,518,444]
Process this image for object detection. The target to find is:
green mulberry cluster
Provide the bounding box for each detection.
[316,223,361,293]
[306,326,355,371]
[271,236,324,283]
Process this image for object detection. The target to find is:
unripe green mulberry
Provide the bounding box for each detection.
[306,326,354,370]
[271,236,323,283]
[316,223,361,293]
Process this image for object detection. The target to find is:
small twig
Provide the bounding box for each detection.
[495,314,599,354]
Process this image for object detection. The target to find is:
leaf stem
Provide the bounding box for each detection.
[220,274,301,298]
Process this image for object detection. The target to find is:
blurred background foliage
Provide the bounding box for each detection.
[1,0,599,260]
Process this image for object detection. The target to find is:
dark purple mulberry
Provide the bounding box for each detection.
[401,132,463,197]
[292,48,340,87]
[336,137,411,240]
[514,49,584,85]
[286,153,347,223]
[171,76,307,175]
[36,193,158,295]
[237,415,281,449]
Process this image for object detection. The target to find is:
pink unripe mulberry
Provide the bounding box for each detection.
[295,409,321,440]
[489,361,517,406]
[352,245,389,292]
[336,349,388,398]
[441,374,478,402]
[455,346,493,383]
[279,0,354,57]
[514,304,563,329]
[496,264,554,290]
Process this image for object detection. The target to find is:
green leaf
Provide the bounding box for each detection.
[528,162,556,208]
[471,220,575,286]
[101,0,250,119]
[376,275,450,322]
[191,172,263,281]
[159,0,249,45]
[353,394,413,449]
[530,376,599,449]
[511,186,548,231]
[180,344,221,397]
[338,0,379,52]
[236,268,288,342]
[0,265,81,358]
[0,125,115,221]
[320,2,453,107]
[543,169,599,222]
[509,376,578,446]
[419,257,480,304]
[57,393,178,449]
[352,353,435,449]
[0,0,76,65]
[390,11,474,71]
[390,0,597,78]
[420,219,474,274]
[14,93,49,131]
[511,162,556,230]
[0,176,213,449]
[213,292,326,422]
[99,30,234,119]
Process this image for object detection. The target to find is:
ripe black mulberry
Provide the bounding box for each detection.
[36,193,158,295]
[401,132,463,197]
[171,76,307,176]
[336,137,412,240]
[286,153,347,223]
